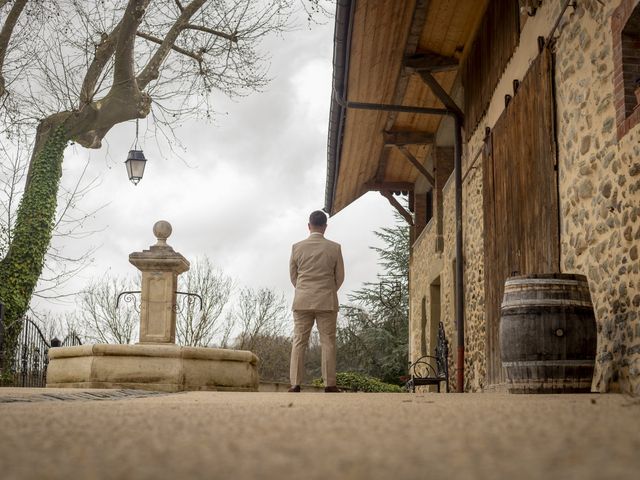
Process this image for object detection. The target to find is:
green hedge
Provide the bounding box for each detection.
[313,371,403,393]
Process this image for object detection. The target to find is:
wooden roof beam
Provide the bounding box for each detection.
[381,191,414,226]
[383,130,435,146]
[418,70,464,123]
[365,181,414,192]
[404,51,459,73]
[417,70,464,120]
[375,0,431,183]
[395,145,435,187]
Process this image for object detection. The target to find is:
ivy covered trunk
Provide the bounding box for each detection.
[0,123,67,374]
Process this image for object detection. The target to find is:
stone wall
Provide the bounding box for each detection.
[554,0,640,394]
[460,158,486,391]
[408,195,456,392]
[409,162,486,392]
[408,1,561,393]
[408,0,640,394]
[439,179,457,392]
[409,218,440,363]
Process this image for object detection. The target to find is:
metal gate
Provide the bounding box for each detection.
[0,309,82,387]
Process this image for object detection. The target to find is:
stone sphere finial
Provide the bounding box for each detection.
[153,220,172,247]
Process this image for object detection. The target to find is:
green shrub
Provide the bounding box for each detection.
[313,371,402,393]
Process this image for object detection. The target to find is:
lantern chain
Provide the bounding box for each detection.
[134,118,139,150]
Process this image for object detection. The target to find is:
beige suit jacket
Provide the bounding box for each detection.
[290,233,345,311]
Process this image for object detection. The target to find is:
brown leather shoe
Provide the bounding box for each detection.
[324,386,341,393]
[288,385,301,392]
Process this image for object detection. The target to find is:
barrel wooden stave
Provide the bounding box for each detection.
[499,274,597,394]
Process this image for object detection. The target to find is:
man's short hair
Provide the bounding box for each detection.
[309,210,328,227]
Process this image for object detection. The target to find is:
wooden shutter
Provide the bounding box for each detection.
[483,48,560,386]
[462,0,521,140]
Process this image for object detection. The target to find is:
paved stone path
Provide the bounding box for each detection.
[1,389,638,480]
[0,388,171,403]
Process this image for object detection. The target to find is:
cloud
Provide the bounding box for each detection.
[37,10,398,318]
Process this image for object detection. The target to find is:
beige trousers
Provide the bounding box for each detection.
[290,310,337,387]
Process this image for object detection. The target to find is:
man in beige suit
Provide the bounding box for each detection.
[289,210,345,392]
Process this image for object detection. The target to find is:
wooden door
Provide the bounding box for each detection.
[483,48,560,386]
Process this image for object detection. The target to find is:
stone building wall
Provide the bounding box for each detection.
[553,0,640,394]
[409,161,486,392]
[408,222,426,359]
[408,219,439,363]
[439,140,488,393]
[460,155,487,392]
[408,0,640,394]
[408,192,453,392]
[409,1,562,393]
[439,180,457,392]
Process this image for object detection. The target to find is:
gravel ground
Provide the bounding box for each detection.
[1,389,638,480]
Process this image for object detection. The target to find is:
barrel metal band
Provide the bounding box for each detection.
[502,360,594,367]
[501,298,593,309]
[504,279,584,287]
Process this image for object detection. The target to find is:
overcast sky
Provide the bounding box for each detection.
[36,7,397,320]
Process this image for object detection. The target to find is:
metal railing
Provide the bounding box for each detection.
[0,302,4,357]
[0,309,82,387]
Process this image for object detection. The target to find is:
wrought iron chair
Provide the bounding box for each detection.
[406,322,449,393]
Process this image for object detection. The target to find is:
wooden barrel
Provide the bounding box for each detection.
[499,273,597,394]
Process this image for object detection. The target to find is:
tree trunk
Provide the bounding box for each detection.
[0,119,68,361]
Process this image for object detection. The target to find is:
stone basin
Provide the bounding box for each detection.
[47,343,259,392]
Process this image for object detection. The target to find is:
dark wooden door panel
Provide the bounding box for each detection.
[483,48,560,386]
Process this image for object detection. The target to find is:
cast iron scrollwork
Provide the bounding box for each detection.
[174,291,204,315]
[115,291,203,314]
[115,291,142,313]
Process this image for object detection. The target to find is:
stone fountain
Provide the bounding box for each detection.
[47,221,258,392]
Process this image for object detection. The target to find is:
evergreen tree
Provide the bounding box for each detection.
[337,219,410,385]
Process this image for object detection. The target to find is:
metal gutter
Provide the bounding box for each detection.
[453,115,464,393]
[324,0,354,215]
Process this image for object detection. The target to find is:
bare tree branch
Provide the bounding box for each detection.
[175,256,234,347]
[79,26,121,104]
[137,0,206,89]
[233,287,288,351]
[112,0,150,88]
[0,0,314,368]
[183,24,238,43]
[136,31,202,63]
[0,0,28,97]
[1,142,104,309]
[76,276,139,344]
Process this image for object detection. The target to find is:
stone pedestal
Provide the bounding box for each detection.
[129,220,189,344]
[47,220,259,392]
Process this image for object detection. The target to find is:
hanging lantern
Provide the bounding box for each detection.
[125,118,147,185]
[125,149,147,185]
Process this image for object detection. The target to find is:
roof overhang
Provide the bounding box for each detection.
[325,0,487,215]
[324,0,352,216]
